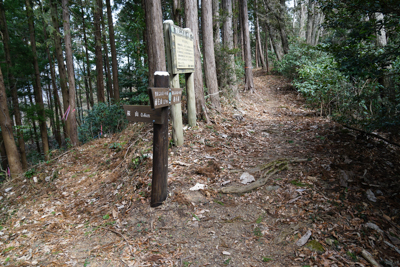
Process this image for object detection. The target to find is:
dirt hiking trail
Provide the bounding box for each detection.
[1,70,399,266]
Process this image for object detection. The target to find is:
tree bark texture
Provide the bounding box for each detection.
[94,0,105,102]
[0,67,22,177]
[100,0,113,101]
[202,0,221,110]
[62,0,78,146]
[145,0,166,87]
[212,0,222,87]
[26,0,49,160]
[222,0,238,98]
[299,3,306,40]
[173,0,182,26]
[306,0,314,45]
[80,2,94,108]
[185,0,208,119]
[50,0,69,140]
[240,0,254,93]
[106,0,120,101]
[0,0,27,169]
[255,0,266,69]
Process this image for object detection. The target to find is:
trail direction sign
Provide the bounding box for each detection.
[123,105,163,124]
[148,87,182,109]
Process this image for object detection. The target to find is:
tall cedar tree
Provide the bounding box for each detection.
[202,0,221,110]
[62,0,78,146]
[0,0,28,169]
[185,0,208,120]
[0,66,23,177]
[240,0,254,92]
[94,0,105,102]
[106,0,120,101]
[26,0,50,160]
[222,0,239,98]
[50,0,70,140]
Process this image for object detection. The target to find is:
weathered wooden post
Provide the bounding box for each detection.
[164,20,184,146]
[151,72,169,207]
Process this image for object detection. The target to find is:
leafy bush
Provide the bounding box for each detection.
[277,42,400,131]
[78,103,128,143]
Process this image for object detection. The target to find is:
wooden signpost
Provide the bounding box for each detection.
[123,72,182,207]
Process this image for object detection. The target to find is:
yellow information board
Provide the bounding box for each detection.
[169,25,195,74]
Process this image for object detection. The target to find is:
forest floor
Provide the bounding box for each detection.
[1,70,400,267]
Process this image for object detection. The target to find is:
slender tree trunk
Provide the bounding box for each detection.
[100,0,113,102]
[264,25,269,72]
[173,0,182,25]
[240,0,254,93]
[62,0,78,146]
[311,8,321,46]
[299,3,306,40]
[202,0,221,110]
[212,0,222,87]
[106,0,120,102]
[266,23,282,61]
[222,0,239,98]
[239,0,244,61]
[26,0,50,160]
[306,0,314,45]
[185,0,209,120]
[50,0,69,141]
[255,0,266,69]
[0,0,27,169]
[0,67,22,177]
[43,20,62,148]
[233,0,238,54]
[80,3,94,109]
[26,88,41,154]
[94,0,105,103]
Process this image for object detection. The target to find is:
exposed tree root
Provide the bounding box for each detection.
[220,158,307,194]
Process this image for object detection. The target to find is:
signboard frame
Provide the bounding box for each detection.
[169,24,195,74]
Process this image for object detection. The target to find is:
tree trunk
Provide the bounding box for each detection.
[185,0,209,120]
[173,0,182,27]
[222,0,238,98]
[62,0,78,146]
[106,0,120,102]
[202,0,221,110]
[80,2,94,109]
[94,0,105,103]
[42,15,63,148]
[145,0,166,88]
[100,0,113,102]
[299,3,306,40]
[26,86,41,154]
[240,0,254,93]
[375,13,387,47]
[264,25,269,72]
[266,22,282,61]
[306,0,314,45]
[311,8,321,46]
[0,0,28,169]
[0,67,22,177]
[26,0,50,160]
[50,0,69,141]
[239,0,244,61]
[212,0,222,87]
[0,134,7,171]
[255,0,266,69]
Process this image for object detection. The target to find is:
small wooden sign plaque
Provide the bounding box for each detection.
[123,105,163,124]
[148,87,183,109]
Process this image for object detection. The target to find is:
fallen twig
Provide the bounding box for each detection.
[103,227,134,256]
[343,124,400,148]
[360,249,382,267]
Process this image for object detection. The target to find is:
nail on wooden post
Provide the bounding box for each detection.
[151,72,169,207]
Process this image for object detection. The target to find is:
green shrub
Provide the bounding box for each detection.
[78,103,128,143]
[278,42,400,131]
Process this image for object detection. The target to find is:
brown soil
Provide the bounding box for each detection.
[1,69,399,266]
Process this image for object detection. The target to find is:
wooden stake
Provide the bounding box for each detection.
[151,73,169,207]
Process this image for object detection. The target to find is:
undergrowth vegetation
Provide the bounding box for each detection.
[78,103,128,143]
[277,42,400,131]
